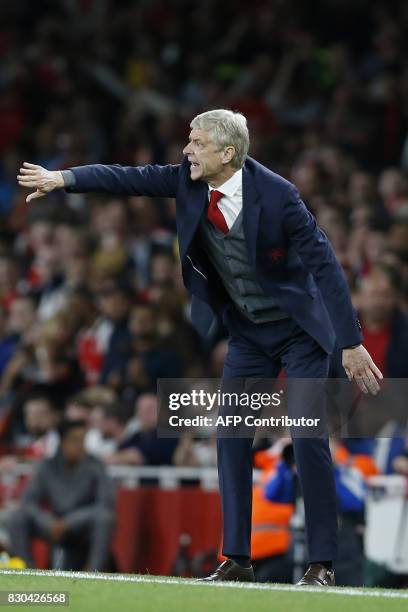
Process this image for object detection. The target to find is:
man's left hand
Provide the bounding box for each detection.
[342,345,383,395]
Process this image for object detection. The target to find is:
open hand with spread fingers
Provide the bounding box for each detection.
[342,344,383,395]
[17,162,65,203]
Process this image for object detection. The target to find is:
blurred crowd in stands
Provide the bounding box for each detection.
[0,0,408,584]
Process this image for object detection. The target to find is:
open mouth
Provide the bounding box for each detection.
[190,162,200,168]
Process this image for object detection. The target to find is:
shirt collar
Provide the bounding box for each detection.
[208,168,242,198]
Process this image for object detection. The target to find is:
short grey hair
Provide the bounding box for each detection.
[190,109,249,169]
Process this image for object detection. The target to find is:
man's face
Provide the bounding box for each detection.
[24,399,55,436]
[135,394,158,431]
[182,129,226,183]
[129,306,156,338]
[61,427,86,464]
[359,272,396,324]
[97,290,130,321]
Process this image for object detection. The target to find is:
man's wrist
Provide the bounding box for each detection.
[60,169,76,188]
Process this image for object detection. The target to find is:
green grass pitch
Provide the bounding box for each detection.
[0,570,407,612]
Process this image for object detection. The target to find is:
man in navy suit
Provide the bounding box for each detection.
[18,109,382,586]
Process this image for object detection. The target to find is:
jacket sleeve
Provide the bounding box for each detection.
[66,163,180,198]
[282,184,363,349]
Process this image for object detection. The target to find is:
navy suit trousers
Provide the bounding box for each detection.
[218,309,338,563]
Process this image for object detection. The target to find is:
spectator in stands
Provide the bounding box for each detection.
[0,304,16,378]
[33,243,67,321]
[357,263,408,378]
[251,441,295,583]
[76,281,131,387]
[378,168,408,215]
[119,303,183,403]
[0,255,19,309]
[330,438,378,586]
[97,281,133,388]
[257,439,378,586]
[148,284,204,376]
[342,264,408,472]
[13,391,60,460]
[9,419,114,571]
[90,402,135,461]
[0,295,38,382]
[127,199,174,290]
[102,393,177,466]
[393,444,408,475]
[90,200,132,283]
[0,389,59,475]
[64,386,117,458]
[388,218,408,265]
[1,304,83,403]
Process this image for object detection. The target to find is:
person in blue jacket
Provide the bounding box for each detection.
[264,442,368,586]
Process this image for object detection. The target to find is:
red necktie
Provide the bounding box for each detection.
[207,190,228,234]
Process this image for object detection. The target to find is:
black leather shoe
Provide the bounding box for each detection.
[296,563,335,587]
[198,559,255,582]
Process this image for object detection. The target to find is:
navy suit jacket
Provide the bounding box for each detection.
[68,156,362,354]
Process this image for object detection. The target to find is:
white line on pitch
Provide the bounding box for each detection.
[0,569,407,600]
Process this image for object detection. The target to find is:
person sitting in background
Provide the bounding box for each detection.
[250,441,296,584]
[0,304,13,378]
[256,438,378,586]
[93,402,139,463]
[128,303,183,383]
[329,438,379,587]
[0,255,19,310]
[97,281,133,388]
[346,263,408,472]
[64,386,118,458]
[392,429,408,475]
[12,391,60,461]
[32,243,67,321]
[75,281,131,388]
[119,303,184,404]
[0,391,60,516]
[148,284,205,377]
[102,393,177,466]
[9,419,114,571]
[356,263,408,378]
[0,295,38,386]
[1,301,83,406]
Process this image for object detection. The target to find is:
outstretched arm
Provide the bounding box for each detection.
[18,161,180,202]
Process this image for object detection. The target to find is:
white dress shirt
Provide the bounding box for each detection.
[207,168,242,230]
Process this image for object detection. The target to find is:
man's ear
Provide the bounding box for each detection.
[221,146,236,165]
